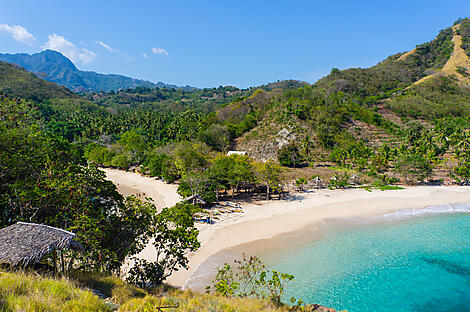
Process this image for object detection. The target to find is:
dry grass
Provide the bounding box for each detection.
[119,290,292,312]
[414,24,470,86]
[0,271,110,312]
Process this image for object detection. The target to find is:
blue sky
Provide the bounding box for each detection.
[1,1,469,88]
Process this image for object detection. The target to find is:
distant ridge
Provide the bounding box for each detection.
[0,50,192,92]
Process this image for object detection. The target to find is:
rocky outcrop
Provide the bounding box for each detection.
[306,304,343,312]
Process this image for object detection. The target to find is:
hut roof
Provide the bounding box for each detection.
[183,194,207,205]
[0,222,82,267]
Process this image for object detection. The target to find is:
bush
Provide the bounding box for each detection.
[394,153,432,184]
[278,143,304,167]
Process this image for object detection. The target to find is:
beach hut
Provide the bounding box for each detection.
[312,176,323,189]
[349,174,360,186]
[183,194,207,206]
[0,222,82,274]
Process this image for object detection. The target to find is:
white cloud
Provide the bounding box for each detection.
[152,47,168,56]
[0,24,36,44]
[142,53,149,58]
[96,40,118,53]
[42,34,96,64]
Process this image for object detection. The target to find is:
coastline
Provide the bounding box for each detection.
[102,168,470,289]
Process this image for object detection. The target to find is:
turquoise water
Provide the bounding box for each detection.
[262,204,470,312]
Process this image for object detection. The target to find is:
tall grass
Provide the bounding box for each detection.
[120,290,292,312]
[0,271,110,312]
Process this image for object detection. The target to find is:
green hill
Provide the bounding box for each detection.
[231,19,470,184]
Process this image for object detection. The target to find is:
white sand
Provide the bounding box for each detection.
[102,169,470,289]
[103,168,180,209]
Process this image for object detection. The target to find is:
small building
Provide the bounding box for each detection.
[227,151,247,156]
[349,174,360,186]
[313,176,323,189]
[0,222,82,272]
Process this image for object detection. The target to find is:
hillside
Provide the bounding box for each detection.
[0,50,182,92]
[231,19,470,184]
[0,271,339,312]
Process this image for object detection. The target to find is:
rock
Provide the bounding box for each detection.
[306,304,341,312]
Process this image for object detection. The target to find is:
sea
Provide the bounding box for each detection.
[186,203,470,312]
[261,203,470,312]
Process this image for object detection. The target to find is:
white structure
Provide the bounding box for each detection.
[227,151,247,156]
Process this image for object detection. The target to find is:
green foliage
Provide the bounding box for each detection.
[127,203,200,287]
[328,173,350,189]
[394,153,432,184]
[456,18,470,56]
[0,97,156,272]
[253,160,285,199]
[198,124,231,151]
[295,178,308,191]
[389,76,470,119]
[88,146,115,166]
[144,153,170,177]
[207,255,295,305]
[174,142,210,175]
[278,143,304,167]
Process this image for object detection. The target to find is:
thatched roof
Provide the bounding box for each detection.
[0,222,82,267]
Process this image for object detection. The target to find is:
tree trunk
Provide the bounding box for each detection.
[61,252,66,277]
[266,185,270,200]
[53,250,57,278]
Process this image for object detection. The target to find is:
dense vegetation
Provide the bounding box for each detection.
[0,97,201,283]
[457,18,470,56]
[315,26,454,99]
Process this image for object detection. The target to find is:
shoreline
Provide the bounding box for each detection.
[102,168,470,290]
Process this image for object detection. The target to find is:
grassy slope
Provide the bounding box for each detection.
[0,271,109,312]
[1,271,339,312]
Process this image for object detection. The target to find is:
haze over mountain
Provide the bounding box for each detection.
[0,50,186,92]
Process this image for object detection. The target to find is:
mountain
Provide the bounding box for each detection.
[0,50,183,92]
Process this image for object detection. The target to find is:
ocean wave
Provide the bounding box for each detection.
[370,202,470,222]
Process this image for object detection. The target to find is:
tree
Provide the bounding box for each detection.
[178,171,216,203]
[394,153,432,184]
[253,160,285,199]
[207,254,295,304]
[127,203,200,286]
[174,142,210,175]
[300,135,314,163]
[277,143,304,168]
[198,124,231,152]
[145,153,170,177]
[0,97,156,272]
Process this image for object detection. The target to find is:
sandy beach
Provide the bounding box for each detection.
[103,168,470,289]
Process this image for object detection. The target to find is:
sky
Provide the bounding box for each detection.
[1,1,469,88]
